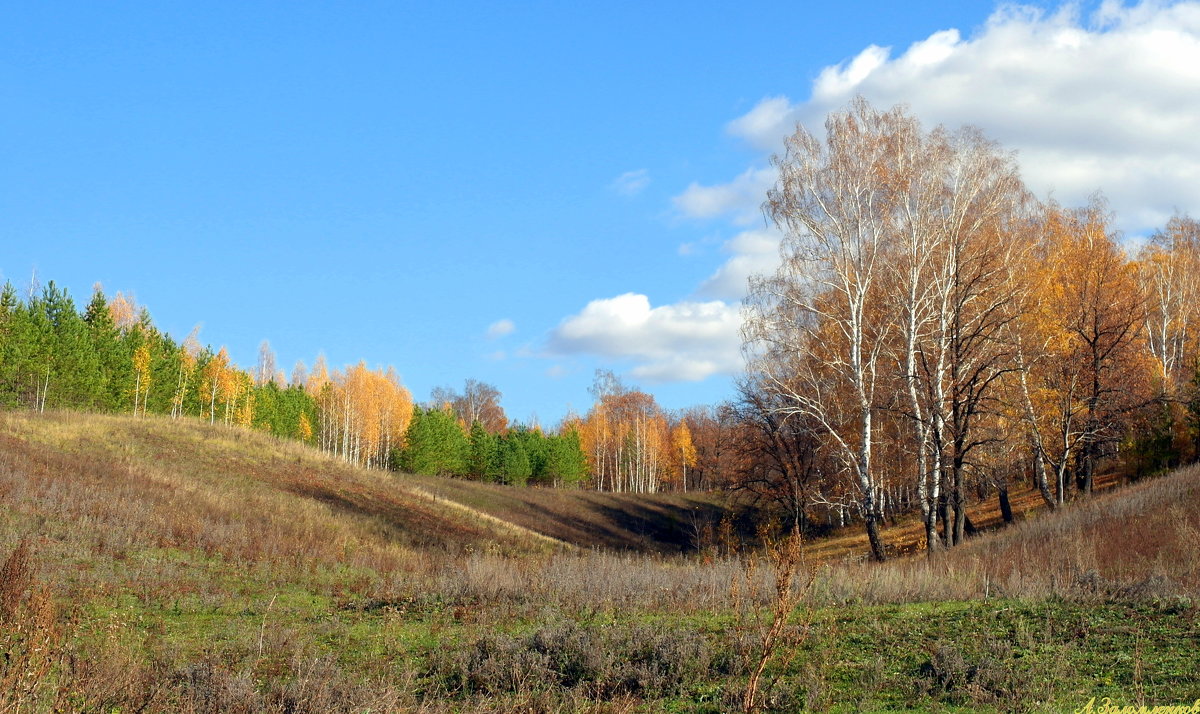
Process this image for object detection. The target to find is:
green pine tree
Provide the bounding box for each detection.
[82,286,123,411]
[0,282,24,406]
[39,282,103,409]
[467,420,499,481]
[544,428,589,488]
[398,406,468,475]
[497,433,532,486]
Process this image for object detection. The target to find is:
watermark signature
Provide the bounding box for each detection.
[1075,698,1200,714]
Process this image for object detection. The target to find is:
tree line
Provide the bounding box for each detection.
[0,281,622,488]
[0,278,728,491]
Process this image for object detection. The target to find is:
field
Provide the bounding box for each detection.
[1,410,1198,712]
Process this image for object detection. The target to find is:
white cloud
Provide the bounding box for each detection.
[812,44,892,103]
[672,167,776,225]
[630,356,725,383]
[696,229,782,300]
[720,1,1200,233]
[486,318,515,339]
[726,96,796,150]
[611,168,651,196]
[547,293,742,382]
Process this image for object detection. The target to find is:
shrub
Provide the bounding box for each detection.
[427,618,715,701]
[917,640,1035,712]
[0,540,66,711]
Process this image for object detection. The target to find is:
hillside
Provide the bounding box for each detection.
[0,408,1186,571]
[5,408,1194,574]
[0,409,566,561]
[0,410,750,561]
[813,460,1200,603]
[1,409,1198,712]
[805,465,1127,563]
[398,472,752,553]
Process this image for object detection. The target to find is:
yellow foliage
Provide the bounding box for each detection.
[298,412,313,443]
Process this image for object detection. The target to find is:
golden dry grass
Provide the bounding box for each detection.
[811,463,1200,604]
[0,410,559,587]
[804,467,1126,564]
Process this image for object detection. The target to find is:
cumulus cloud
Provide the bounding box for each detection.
[611,168,651,196]
[719,1,1200,232]
[672,167,776,225]
[696,229,782,300]
[486,318,515,339]
[547,293,742,382]
[726,96,796,150]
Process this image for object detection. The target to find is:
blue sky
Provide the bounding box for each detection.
[4,1,1198,425]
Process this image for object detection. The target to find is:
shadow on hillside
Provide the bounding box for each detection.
[277,478,498,552]
[585,498,762,554]
[504,500,636,550]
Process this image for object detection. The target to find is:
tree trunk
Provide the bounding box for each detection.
[1033,446,1057,510]
[864,514,886,562]
[1080,441,1096,495]
[952,468,966,546]
[1055,462,1069,506]
[924,512,941,555]
[938,490,952,547]
[998,485,1014,524]
[964,514,978,537]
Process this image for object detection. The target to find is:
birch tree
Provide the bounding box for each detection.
[747,98,1028,557]
[1136,214,1200,461]
[255,340,279,386]
[171,327,202,419]
[906,129,1028,548]
[747,97,904,561]
[199,347,231,424]
[579,370,670,493]
[132,342,152,417]
[1137,214,1200,392]
[670,420,698,492]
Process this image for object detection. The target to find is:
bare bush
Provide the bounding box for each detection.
[427,619,714,701]
[0,541,67,712]
[918,640,1037,712]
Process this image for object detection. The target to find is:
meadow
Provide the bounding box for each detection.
[1,410,1197,712]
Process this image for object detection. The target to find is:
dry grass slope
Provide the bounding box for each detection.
[0,410,748,560]
[814,462,1200,604]
[2,409,1196,612]
[1,409,1197,712]
[0,410,560,575]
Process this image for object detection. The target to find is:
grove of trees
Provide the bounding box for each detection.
[742,98,1199,560]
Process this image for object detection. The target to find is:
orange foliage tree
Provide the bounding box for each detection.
[578,371,670,493]
[305,358,412,469]
[1012,200,1151,506]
